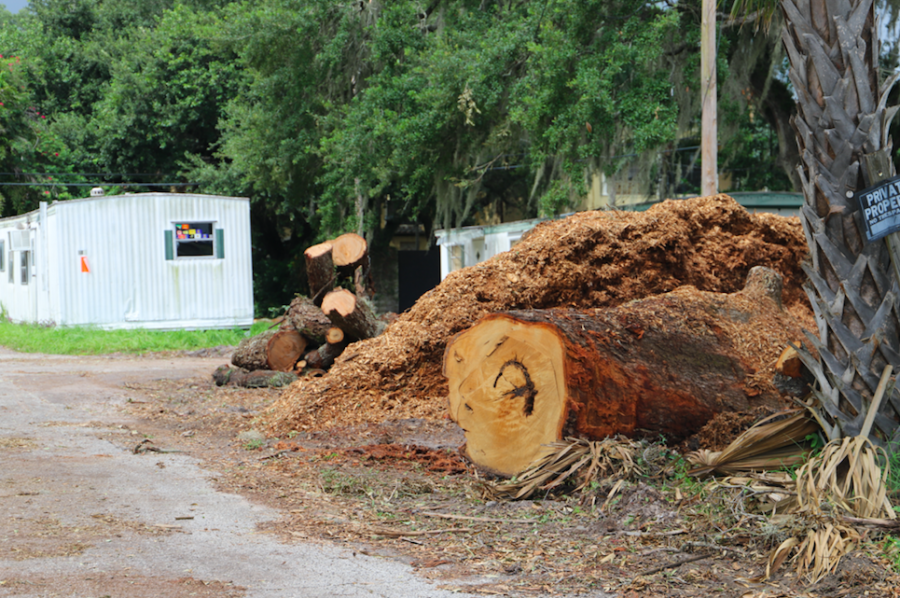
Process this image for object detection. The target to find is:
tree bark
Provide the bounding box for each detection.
[321,288,385,341]
[283,296,333,345]
[781,0,900,441]
[444,267,802,476]
[266,329,308,372]
[231,329,276,371]
[353,264,375,300]
[213,365,297,388]
[304,242,335,306]
[305,331,349,370]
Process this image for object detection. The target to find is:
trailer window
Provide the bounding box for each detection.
[174,222,215,258]
[20,250,29,285]
[7,252,12,283]
[0,240,4,272]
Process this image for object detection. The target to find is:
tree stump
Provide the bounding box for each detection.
[444,267,802,476]
[266,329,308,372]
[304,242,334,306]
[232,329,276,371]
[321,289,385,340]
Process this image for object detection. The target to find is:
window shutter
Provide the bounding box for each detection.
[215,229,224,259]
[164,230,174,260]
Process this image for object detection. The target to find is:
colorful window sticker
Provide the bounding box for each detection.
[173,222,216,258]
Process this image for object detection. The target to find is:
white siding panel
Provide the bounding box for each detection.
[53,193,253,330]
[0,215,37,322]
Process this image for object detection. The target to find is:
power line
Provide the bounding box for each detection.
[0,182,200,187]
[0,172,186,177]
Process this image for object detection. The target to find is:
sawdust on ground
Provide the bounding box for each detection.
[268,194,813,436]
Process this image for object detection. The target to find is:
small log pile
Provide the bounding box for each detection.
[216,232,384,387]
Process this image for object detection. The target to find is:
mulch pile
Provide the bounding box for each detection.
[267,194,812,435]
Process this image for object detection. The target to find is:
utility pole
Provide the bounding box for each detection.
[700,0,717,196]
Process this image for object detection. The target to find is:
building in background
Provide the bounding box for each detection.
[0,193,253,329]
[434,192,803,279]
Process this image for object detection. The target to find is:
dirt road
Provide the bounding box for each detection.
[0,348,482,598]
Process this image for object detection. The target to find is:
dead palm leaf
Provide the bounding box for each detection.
[686,410,818,476]
[755,366,896,583]
[795,366,896,521]
[486,437,641,500]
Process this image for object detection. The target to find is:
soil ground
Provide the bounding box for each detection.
[2,347,898,597]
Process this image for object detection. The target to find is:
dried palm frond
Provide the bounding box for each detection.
[486,437,641,500]
[755,521,862,584]
[753,366,897,584]
[793,365,895,520]
[686,410,818,476]
[794,435,894,519]
[716,472,797,514]
[795,523,862,583]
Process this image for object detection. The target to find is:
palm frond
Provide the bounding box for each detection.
[686,410,817,476]
[486,437,642,500]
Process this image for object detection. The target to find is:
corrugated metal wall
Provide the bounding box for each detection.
[0,213,38,322]
[1,193,253,330]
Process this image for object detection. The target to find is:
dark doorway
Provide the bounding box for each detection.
[398,250,441,312]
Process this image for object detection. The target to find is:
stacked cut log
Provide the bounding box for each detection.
[217,232,385,387]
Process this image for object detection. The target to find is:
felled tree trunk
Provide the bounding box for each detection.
[444,267,802,476]
[283,296,333,345]
[213,365,297,388]
[266,329,308,372]
[232,329,276,370]
[321,288,385,341]
[304,242,334,306]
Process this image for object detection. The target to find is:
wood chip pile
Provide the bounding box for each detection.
[267,194,813,435]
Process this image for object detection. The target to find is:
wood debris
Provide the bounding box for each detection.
[267,194,813,436]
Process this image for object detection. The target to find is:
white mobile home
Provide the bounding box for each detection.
[0,193,253,330]
[434,219,545,280]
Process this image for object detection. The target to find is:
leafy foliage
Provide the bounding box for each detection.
[0,0,804,310]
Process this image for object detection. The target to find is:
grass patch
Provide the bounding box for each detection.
[0,320,273,355]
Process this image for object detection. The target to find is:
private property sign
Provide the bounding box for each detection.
[858,175,900,242]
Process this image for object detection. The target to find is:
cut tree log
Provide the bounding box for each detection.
[444,267,802,476]
[321,288,385,340]
[266,329,308,372]
[776,345,804,379]
[232,329,277,371]
[331,233,368,273]
[283,296,333,345]
[305,328,349,370]
[304,242,335,306]
[213,365,297,388]
[326,326,345,344]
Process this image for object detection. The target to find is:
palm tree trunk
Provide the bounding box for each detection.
[782,0,900,442]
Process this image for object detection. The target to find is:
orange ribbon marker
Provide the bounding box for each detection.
[80,256,90,273]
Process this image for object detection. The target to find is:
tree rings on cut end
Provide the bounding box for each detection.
[266,329,308,372]
[331,233,367,269]
[444,315,567,476]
